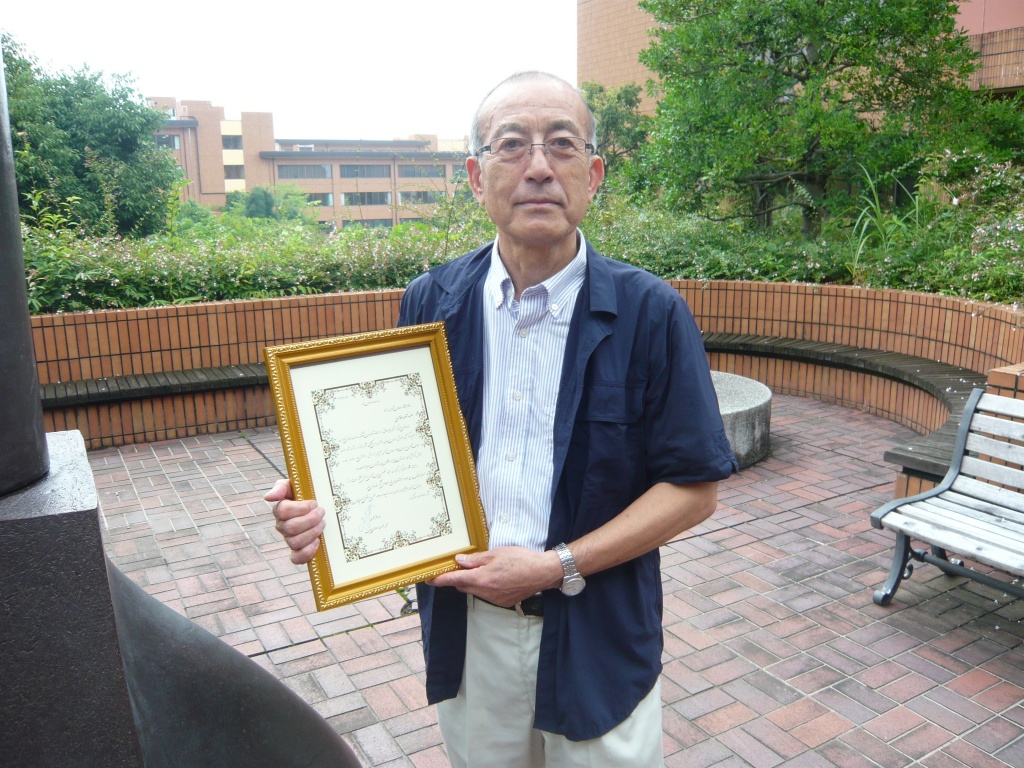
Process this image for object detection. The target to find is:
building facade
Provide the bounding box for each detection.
[150,96,466,228]
[577,0,1024,105]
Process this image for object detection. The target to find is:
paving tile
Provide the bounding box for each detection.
[812,687,887,727]
[664,737,734,768]
[766,698,830,730]
[662,705,711,750]
[962,715,1024,753]
[835,728,916,768]
[940,737,1016,768]
[878,671,938,703]
[790,712,856,748]
[717,726,785,767]
[672,687,736,721]
[973,681,1024,714]
[738,717,807,760]
[864,706,926,741]
[891,722,957,759]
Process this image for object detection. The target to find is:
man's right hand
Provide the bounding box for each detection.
[264,478,326,565]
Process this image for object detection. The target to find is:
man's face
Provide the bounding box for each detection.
[467,78,604,256]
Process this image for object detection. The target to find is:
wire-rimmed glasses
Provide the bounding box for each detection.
[477,136,595,163]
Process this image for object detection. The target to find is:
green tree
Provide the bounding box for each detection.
[243,187,276,219]
[639,0,984,235]
[3,34,182,236]
[580,81,652,178]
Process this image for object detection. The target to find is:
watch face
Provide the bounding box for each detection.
[561,576,585,596]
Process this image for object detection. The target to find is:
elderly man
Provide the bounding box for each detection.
[266,71,737,767]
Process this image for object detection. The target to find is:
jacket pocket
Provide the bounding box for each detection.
[577,383,643,424]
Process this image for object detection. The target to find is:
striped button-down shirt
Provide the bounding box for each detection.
[476,233,588,552]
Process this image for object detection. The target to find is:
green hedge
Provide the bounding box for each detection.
[21,165,1024,315]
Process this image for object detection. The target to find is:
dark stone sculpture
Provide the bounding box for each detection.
[0,42,48,495]
[108,559,361,767]
[0,433,143,767]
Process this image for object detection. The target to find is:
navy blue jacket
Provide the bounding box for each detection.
[400,241,737,741]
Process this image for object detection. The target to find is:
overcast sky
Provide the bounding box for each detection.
[2,0,578,141]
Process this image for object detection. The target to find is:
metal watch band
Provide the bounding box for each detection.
[555,543,585,595]
[555,543,580,579]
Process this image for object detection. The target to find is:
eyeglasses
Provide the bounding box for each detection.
[477,136,595,163]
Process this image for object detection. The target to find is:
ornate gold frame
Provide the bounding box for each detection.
[264,323,488,610]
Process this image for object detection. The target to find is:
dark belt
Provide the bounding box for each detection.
[479,594,544,617]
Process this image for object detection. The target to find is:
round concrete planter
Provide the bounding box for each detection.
[712,371,772,469]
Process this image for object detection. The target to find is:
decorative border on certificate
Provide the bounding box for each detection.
[264,323,488,611]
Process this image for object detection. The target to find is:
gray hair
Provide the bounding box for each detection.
[468,71,598,155]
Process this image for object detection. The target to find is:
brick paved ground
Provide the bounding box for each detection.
[95,395,1024,767]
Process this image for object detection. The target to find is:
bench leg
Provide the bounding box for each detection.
[874,532,914,606]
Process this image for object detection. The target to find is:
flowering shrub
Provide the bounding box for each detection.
[850,155,1024,302]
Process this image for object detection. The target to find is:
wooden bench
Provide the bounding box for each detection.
[870,388,1024,606]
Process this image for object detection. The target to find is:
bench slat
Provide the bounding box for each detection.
[961,455,1024,490]
[880,510,1024,577]
[940,489,1024,526]
[951,475,1024,515]
[970,414,1024,443]
[965,433,1024,467]
[901,498,1024,549]
[978,393,1024,420]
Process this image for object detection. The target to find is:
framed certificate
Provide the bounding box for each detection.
[264,323,488,610]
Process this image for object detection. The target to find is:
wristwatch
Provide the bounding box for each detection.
[554,543,586,596]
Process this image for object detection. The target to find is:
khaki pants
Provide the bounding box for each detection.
[437,596,664,767]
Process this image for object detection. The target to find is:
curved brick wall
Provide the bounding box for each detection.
[33,282,1024,448]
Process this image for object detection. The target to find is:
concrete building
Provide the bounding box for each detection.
[150,97,466,228]
[577,0,1024,107]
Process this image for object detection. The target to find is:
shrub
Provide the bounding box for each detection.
[23,193,495,314]
[21,160,1024,314]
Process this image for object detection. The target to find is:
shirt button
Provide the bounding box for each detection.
[512,391,522,401]
[551,303,559,312]
[499,514,510,524]
[505,453,516,462]
[518,328,528,338]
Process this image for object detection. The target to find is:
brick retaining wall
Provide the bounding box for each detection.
[33,282,1024,449]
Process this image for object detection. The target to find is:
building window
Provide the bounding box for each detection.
[342,218,392,228]
[222,135,243,150]
[339,164,391,179]
[399,190,442,204]
[398,164,445,178]
[278,164,331,179]
[224,165,245,179]
[296,144,315,152]
[155,134,180,150]
[307,192,333,207]
[342,191,392,206]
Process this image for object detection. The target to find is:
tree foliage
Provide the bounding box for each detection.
[224,184,320,224]
[638,0,1006,234]
[3,34,182,236]
[581,81,652,178]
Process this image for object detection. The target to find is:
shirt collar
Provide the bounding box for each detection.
[484,230,588,315]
